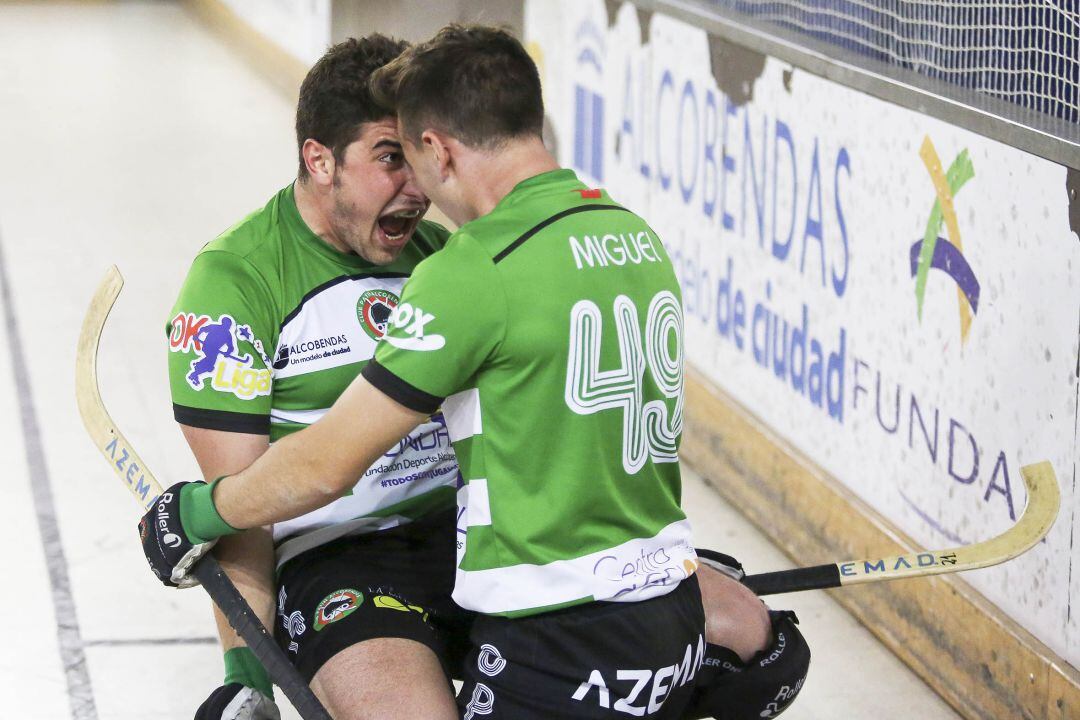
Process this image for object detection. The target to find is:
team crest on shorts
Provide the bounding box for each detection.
[357,289,399,340]
[313,588,364,631]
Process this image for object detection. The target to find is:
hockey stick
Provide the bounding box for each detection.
[743,460,1060,596]
[76,266,332,720]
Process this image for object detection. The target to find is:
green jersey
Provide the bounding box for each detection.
[167,184,458,567]
[364,169,696,617]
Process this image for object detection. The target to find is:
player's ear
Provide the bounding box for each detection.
[301,138,336,186]
[421,129,452,180]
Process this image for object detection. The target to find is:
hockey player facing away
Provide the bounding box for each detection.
[167,36,470,719]
[151,26,810,720]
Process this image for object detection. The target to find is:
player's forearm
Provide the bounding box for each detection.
[180,376,426,536]
[211,423,363,530]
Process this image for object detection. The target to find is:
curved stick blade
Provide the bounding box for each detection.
[744,460,1060,595]
[75,265,163,510]
[837,460,1059,587]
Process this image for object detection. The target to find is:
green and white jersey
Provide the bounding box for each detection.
[168,184,458,567]
[364,169,696,618]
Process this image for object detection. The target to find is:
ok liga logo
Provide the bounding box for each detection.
[910,136,980,347]
[168,312,271,400]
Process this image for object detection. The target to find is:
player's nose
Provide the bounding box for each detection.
[398,163,428,204]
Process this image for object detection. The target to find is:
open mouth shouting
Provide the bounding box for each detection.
[377,206,425,247]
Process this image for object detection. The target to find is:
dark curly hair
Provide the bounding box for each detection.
[295,34,408,179]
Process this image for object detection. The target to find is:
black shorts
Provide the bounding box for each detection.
[457,575,706,720]
[273,509,475,682]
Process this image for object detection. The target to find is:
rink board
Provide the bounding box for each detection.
[525,1,1079,719]
[683,369,1079,720]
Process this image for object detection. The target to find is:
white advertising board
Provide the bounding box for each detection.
[526,0,1080,667]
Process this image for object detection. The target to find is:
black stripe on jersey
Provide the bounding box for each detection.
[492,204,633,264]
[279,272,411,331]
[362,359,444,414]
[173,404,270,435]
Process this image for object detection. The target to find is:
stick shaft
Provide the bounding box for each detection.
[743,565,841,596]
[193,557,331,720]
[76,266,331,720]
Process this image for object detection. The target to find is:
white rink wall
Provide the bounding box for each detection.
[215,0,332,64]
[526,0,1080,669]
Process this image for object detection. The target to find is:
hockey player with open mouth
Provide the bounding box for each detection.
[141,25,810,720]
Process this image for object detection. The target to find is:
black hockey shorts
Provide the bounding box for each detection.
[457,575,707,720]
[273,509,475,683]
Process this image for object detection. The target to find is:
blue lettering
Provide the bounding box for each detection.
[135,477,153,503]
[800,139,825,286]
[716,257,734,337]
[984,451,1016,521]
[832,147,851,297]
[807,339,824,408]
[909,395,939,463]
[771,314,788,380]
[742,113,767,247]
[771,119,796,260]
[789,305,808,394]
[702,90,718,217]
[863,559,886,573]
[677,80,699,203]
[875,373,900,434]
[656,70,674,191]
[839,562,856,577]
[827,328,845,423]
[852,357,870,412]
[720,98,737,230]
[733,290,746,350]
[948,419,979,485]
[574,85,587,173]
[751,286,769,367]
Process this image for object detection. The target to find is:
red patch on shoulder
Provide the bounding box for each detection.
[578,189,602,199]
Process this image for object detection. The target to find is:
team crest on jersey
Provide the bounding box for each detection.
[356,289,399,340]
[168,311,271,400]
[313,588,363,631]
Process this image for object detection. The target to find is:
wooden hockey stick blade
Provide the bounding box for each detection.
[743,460,1060,596]
[75,266,332,720]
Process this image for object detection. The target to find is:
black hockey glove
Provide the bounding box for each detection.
[137,481,216,588]
[195,684,279,720]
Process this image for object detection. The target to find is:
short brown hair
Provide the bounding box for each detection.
[370,25,544,149]
[295,35,409,179]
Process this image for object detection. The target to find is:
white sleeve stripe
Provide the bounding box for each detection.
[269,407,329,425]
[443,388,482,442]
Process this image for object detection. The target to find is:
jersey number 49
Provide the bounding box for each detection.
[565,290,684,475]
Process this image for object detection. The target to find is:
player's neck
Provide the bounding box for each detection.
[461,138,559,221]
[292,178,346,252]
